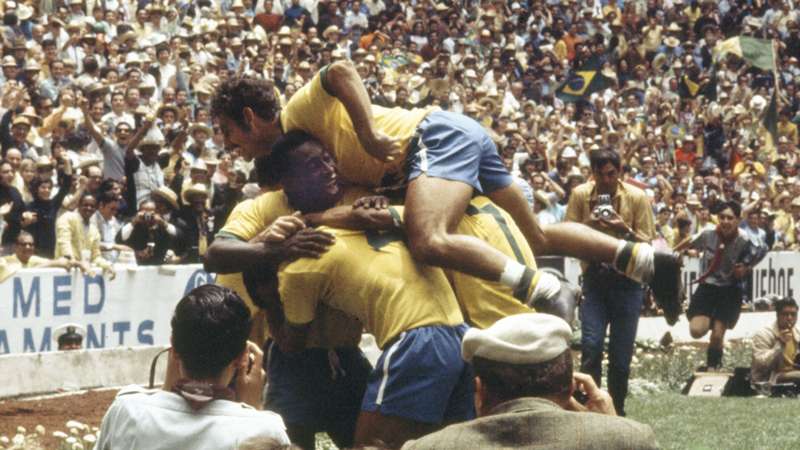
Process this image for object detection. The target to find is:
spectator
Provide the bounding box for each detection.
[55,193,115,279]
[0,159,29,248]
[125,125,165,207]
[96,285,290,449]
[403,313,658,450]
[177,183,212,263]
[53,323,86,351]
[117,198,180,266]
[92,192,127,262]
[24,156,73,257]
[0,231,76,282]
[752,297,800,388]
[81,98,140,182]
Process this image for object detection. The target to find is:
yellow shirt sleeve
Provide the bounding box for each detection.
[217,192,293,241]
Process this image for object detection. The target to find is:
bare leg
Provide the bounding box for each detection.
[690,316,712,339]
[354,411,438,448]
[487,183,619,262]
[404,175,517,280]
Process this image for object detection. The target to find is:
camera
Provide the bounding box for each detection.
[593,194,615,219]
[143,212,154,222]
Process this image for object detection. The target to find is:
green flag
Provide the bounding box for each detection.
[556,69,614,103]
[714,36,775,72]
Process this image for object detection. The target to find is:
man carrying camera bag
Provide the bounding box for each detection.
[566,148,657,416]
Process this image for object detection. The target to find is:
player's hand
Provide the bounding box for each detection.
[572,372,616,416]
[275,228,335,261]
[353,195,390,210]
[235,341,266,409]
[362,130,403,163]
[259,212,307,243]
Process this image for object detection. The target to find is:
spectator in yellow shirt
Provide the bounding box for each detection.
[55,194,115,279]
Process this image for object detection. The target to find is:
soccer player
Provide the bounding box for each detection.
[204,189,371,449]
[257,131,576,328]
[211,64,681,315]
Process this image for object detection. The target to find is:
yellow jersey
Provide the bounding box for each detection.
[278,227,464,348]
[214,189,369,349]
[281,69,435,187]
[389,196,537,329]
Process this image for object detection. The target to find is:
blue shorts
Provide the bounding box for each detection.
[361,323,475,424]
[264,343,371,444]
[406,110,513,193]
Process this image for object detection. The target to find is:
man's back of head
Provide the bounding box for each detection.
[171,284,252,380]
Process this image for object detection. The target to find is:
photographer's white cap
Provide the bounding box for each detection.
[462,313,572,365]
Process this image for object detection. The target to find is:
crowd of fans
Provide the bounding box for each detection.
[1,0,800,270]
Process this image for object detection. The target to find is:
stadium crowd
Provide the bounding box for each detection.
[1,0,800,448]
[0,0,799,272]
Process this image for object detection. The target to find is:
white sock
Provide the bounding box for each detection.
[499,260,527,289]
[614,241,655,283]
[528,271,562,305]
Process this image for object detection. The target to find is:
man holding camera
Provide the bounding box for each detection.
[565,149,656,416]
[752,298,800,388]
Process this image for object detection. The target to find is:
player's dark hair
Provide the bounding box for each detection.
[775,297,798,314]
[171,285,252,379]
[211,76,279,130]
[472,349,573,402]
[256,130,319,187]
[589,148,622,171]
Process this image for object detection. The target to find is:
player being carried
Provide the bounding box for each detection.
[211,62,682,321]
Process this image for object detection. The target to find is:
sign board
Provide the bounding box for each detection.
[0,265,213,354]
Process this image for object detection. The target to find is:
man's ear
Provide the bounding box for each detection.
[474,376,486,416]
[243,107,255,127]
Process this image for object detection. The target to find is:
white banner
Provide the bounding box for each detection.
[0,265,214,355]
[2,252,798,355]
[555,251,800,300]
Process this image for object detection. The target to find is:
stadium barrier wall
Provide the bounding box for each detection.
[2,253,798,356]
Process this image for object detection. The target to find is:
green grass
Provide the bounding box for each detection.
[627,393,800,450]
[313,339,792,450]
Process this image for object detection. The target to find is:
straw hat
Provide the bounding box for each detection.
[151,186,179,210]
[182,183,209,203]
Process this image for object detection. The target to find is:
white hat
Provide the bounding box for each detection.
[53,323,86,348]
[561,146,577,158]
[462,313,572,364]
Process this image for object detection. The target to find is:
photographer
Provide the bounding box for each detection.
[404,313,657,449]
[565,148,656,416]
[96,285,290,449]
[117,198,180,265]
[751,298,800,388]
[675,201,765,370]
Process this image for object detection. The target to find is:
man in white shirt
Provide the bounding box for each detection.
[96,284,291,450]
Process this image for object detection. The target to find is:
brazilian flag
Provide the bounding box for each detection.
[556,69,614,103]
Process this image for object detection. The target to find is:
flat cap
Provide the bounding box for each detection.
[462,313,572,364]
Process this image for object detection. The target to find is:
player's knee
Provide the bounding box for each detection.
[408,233,452,266]
[689,324,707,339]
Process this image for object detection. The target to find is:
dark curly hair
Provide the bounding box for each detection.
[171,285,252,379]
[211,76,280,130]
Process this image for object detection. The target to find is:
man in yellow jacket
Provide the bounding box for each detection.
[55,193,115,279]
